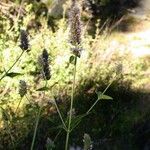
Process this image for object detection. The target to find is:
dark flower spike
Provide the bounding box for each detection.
[42,49,49,62]
[43,64,51,80]
[19,80,27,97]
[38,49,51,80]
[20,30,29,51]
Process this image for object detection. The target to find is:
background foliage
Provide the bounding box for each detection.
[0,0,149,150]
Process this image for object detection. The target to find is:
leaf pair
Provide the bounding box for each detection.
[6,72,22,78]
[97,91,113,101]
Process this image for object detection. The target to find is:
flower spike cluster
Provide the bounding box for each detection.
[20,30,29,51]
[69,0,82,57]
[38,49,51,80]
[19,80,27,97]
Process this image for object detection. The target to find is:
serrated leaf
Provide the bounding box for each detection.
[36,87,49,91]
[69,55,75,64]
[97,92,113,100]
[6,72,22,78]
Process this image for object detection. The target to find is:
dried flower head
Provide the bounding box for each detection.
[20,30,29,51]
[69,0,82,46]
[38,49,51,80]
[19,80,27,97]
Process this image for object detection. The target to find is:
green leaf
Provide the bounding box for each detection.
[97,92,113,100]
[100,94,113,100]
[36,87,49,91]
[69,55,75,64]
[6,72,22,78]
[36,82,58,91]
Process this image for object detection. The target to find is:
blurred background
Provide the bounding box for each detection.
[0,0,150,149]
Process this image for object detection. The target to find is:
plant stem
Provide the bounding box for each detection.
[25,94,31,103]
[54,130,62,142]
[30,106,42,150]
[54,100,67,131]
[15,97,23,114]
[86,78,115,115]
[31,80,47,150]
[0,51,25,82]
[65,56,77,150]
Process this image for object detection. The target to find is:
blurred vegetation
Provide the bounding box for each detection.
[0,0,150,150]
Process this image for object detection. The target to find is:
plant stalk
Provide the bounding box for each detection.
[31,80,47,150]
[30,106,42,150]
[15,97,23,114]
[65,56,77,150]
[54,100,67,131]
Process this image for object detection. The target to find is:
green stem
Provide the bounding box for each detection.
[25,94,31,103]
[0,51,24,82]
[31,80,47,150]
[54,100,67,131]
[45,80,48,88]
[30,106,42,150]
[86,78,115,115]
[15,97,23,114]
[65,56,77,150]
[54,130,62,142]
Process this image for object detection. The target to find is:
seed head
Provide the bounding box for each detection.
[19,80,27,97]
[38,49,51,80]
[20,30,29,51]
[69,0,82,46]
